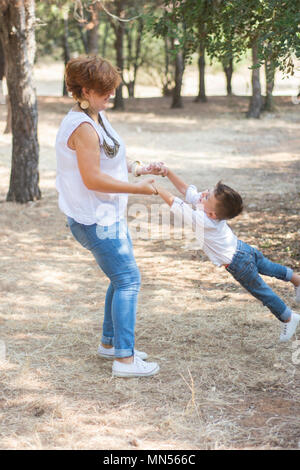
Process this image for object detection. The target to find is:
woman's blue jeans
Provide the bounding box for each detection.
[67,217,141,358]
[226,240,293,322]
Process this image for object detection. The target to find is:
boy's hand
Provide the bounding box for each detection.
[160,165,169,177]
[141,162,168,176]
[152,183,175,206]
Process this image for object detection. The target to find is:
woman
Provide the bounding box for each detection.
[56,56,163,377]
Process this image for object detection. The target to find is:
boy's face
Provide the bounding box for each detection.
[198,188,218,219]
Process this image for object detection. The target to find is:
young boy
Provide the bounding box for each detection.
[153,169,300,342]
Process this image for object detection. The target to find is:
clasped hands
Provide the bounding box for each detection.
[134,161,168,196]
[139,161,168,177]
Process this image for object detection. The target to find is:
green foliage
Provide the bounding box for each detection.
[35,2,84,59]
[207,0,300,74]
[147,0,300,75]
[34,0,170,92]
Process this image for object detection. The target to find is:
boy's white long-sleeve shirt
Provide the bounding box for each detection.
[170,185,238,266]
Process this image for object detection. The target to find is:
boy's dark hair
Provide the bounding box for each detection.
[213,181,243,220]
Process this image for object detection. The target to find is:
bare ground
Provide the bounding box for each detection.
[0,95,300,450]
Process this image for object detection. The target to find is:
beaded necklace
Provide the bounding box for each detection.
[81,106,120,158]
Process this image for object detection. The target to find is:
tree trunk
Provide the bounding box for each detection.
[3,37,11,133]
[4,94,11,134]
[162,36,173,96]
[171,50,184,108]
[264,59,276,112]
[194,42,207,102]
[0,0,41,202]
[0,36,5,104]
[0,35,4,80]
[247,42,262,119]
[78,23,88,54]
[126,82,134,98]
[124,17,143,99]
[86,3,99,55]
[112,9,124,110]
[101,21,109,57]
[62,10,70,96]
[223,58,233,96]
[0,79,5,104]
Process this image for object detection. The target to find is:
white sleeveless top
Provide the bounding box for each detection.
[55,109,128,226]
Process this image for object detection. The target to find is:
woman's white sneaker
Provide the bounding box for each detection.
[112,355,159,378]
[279,312,300,342]
[97,345,148,360]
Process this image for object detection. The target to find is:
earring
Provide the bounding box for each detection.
[80,100,89,110]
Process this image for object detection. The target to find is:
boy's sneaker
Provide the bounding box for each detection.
[295,285,300,303]
[97,344,148,361]
[279,312,300,342]
[112,355,159,378]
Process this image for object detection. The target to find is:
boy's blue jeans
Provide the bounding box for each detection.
[226,240,293,322]
[67,217,141,358]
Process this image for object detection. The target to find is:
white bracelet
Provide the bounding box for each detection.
[132,160,143,177]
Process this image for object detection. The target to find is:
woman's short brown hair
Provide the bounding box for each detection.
[214,181,243,220]
[65,56,122,100]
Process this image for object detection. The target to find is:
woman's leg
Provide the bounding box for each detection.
[102,282,115,346]
[87,221,141,360]
[110,261,141,358]
[67,217,159,376]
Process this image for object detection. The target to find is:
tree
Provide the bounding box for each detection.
[222,58,234,96]
[264,57,276,111]
[149,0,219,107]
[0,0,41,203]
[109,0,126,109]
[149,3,191,108]
[172,45,185,108]
[0,36,5,104]
[161,36,175,96]
[100,0,147,109]
[150,0,300,117]
[247,42,263,118]
[193,1,214,103]
[62,4,71,96]
[123,15,144,97]
[194,40,207,103]
[35,1,88,96]
[206,0,300,118]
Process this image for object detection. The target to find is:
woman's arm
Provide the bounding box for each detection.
[69,123,157,195]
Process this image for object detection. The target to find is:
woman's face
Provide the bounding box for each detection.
[83,88,115,111]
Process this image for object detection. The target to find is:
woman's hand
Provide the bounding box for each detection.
[140,162,168,177]
[134,178,158,195]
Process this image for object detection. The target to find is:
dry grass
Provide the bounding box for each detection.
[0,94,300,450]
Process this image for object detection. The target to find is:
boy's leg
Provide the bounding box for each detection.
[254,248,293,282]
[254,247,300,303]
[227,244,300,340]
[233,269,292,323]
